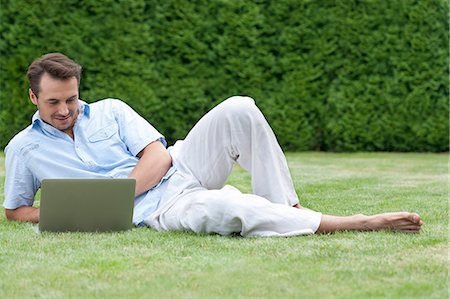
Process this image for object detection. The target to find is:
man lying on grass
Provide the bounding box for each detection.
[3,53,423,236]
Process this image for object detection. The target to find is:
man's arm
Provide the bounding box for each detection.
[5,206,40,223]
[128,140,173,197]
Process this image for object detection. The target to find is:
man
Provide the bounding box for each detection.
[4,53,423,236]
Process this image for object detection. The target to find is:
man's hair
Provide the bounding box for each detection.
[27,53,82,97]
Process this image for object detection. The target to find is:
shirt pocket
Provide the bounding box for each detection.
[86,122,128,166]
[88,123,119,142]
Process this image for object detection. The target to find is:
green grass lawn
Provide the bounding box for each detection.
[0,152,447,299]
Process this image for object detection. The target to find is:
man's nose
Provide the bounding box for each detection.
[58,103,69,115]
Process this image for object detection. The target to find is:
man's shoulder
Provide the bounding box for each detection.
[88,98,136,120]
[88,98,129,110]
[5,125,37,155]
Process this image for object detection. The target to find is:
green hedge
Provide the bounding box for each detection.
[1,0,448,151]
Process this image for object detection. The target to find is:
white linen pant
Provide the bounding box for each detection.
[145,96,322,237]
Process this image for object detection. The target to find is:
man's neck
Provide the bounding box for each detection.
[63,129,75,140]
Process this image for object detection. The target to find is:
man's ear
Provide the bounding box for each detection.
[29,88,38,105]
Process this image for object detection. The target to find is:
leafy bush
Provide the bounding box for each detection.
[1,0,448,151]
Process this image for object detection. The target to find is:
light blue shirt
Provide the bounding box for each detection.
[4,98,176,225]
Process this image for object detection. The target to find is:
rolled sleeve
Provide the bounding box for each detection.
[4,146,39,209]
[112,100,166,156]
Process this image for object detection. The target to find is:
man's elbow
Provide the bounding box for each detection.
[163,151,173,169]
[5,208,15,221]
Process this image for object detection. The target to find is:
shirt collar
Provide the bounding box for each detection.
[32,99,90,128]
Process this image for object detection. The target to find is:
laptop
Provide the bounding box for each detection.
[39,178,136,232]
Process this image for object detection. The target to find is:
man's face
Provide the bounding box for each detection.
[29,73,79,135]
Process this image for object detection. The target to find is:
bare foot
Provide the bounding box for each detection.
[365,212,423,233]
[317,212,423,233]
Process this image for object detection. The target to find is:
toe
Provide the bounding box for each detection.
[411,213,421,224]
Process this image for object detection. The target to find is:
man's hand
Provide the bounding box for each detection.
[5,206,40,223]
[128,140,172,197]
